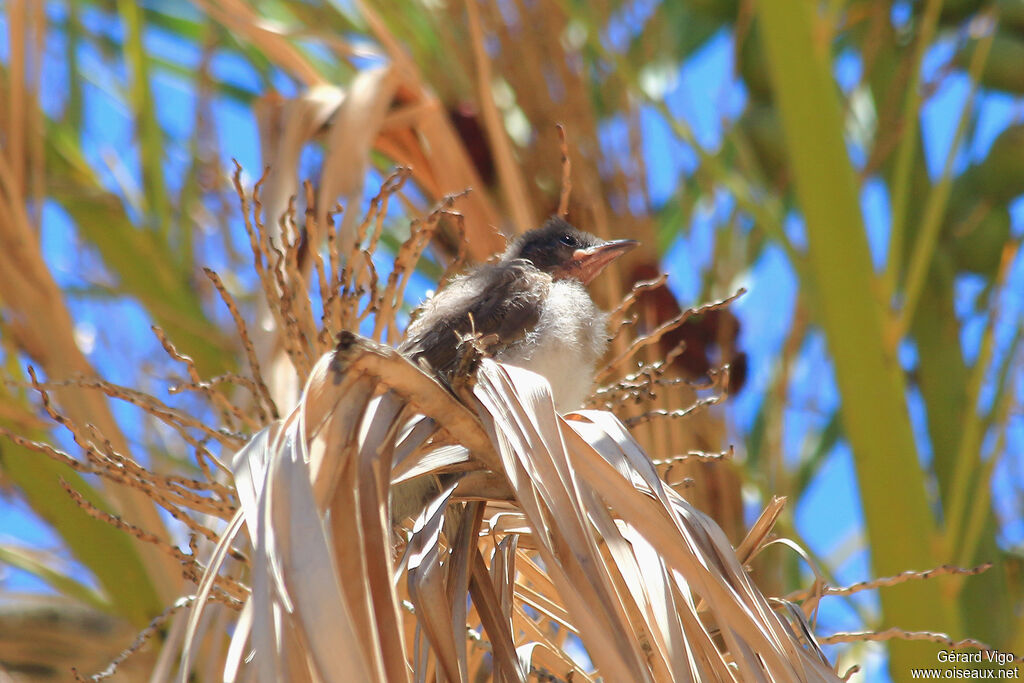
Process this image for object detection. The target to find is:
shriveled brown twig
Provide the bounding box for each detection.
[338,167,411,330]
[152,325,260,433]
[169,426,235,485]
[280,199,321,369]
[26,366,118,463]
[623,394,724,427]
[228,164,419,394]
[344,167,410,289]
[650,446,734,466]
[231,160,271,277]
[16,371,236,499]
[597,288,746,383]
[305,180,337,354]
[202,267,279,421]
[73,595,196,682]
[374,189,471,343]
[267,239,314,379]
[353,253,380,326]
[318,285,342,349]
[591,361,665,401]
[58,481,249,603]
[24,371,229,513]
[0,425,105,476]
[80,423,237,521]
[26,368,235,497]
[138,486,232,544]
[233,163,312,383]
[592,364,726,409]
[820,627,996,653]
[839,665,861,681]
[365,169,411,258]
[173,371,267,407]
[0,424,231,516]
[323,202,343,338]
[597,374,700,397]
[786,563,993,603]
[607,273,668,330]
[35,374,246,448]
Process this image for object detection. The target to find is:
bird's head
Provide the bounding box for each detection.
[505,217,639,285]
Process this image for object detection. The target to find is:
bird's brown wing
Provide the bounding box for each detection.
[400,262,546,377]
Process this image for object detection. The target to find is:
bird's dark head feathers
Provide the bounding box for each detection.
[504,217,638,284]
[506,218,605,271]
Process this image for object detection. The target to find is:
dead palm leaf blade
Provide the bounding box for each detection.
[191,329,841,682]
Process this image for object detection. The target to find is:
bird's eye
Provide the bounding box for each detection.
[559,234,576,247]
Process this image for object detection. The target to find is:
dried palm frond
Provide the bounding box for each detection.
[12,172,851,682]
[192,331,840,682]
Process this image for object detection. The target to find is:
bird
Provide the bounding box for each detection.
[400,217,638,411]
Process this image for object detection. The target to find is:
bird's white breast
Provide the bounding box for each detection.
[497,279,608,411]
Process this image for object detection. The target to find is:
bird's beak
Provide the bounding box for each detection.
[572,239,639,285]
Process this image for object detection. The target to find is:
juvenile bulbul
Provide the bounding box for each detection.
[400,217,637,410]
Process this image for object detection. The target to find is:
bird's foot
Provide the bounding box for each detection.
[449,329,495,390]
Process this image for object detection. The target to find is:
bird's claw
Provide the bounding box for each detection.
[450,330,496,386]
